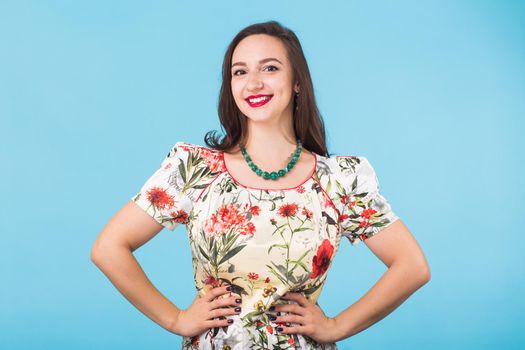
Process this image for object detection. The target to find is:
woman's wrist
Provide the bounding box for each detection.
[165,305,183,334]
[330,316,348,343]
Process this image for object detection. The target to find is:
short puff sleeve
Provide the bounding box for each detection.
[131,142,193,231]
[338,156,399,245]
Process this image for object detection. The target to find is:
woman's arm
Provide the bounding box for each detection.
[90,200,182,332]
[332,219,431,341]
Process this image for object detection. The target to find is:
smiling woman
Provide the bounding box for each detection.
[91,20,430,350]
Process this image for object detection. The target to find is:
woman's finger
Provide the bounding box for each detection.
[204,284,231,302]
[204,318,234,328]
[273,313,304,326]
[282,292,309,307]
[208,305,242,319]
[271,303,305,316]
[209,294,241,310]
[275,324,308,335]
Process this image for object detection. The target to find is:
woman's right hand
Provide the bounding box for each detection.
[170,284,242,337]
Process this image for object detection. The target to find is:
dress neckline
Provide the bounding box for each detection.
[220,150,318,191]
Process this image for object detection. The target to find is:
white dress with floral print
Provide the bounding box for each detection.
[131,141,399,350]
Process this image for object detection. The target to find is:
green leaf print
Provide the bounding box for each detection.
[289,250,310,274]
[267,243,288,255]
[266,263,289,286]
[351,174,358,191]
[198,246,210,260]
[178,161,186,183]
[218,244,247,265]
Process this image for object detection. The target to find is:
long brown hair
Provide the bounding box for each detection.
[204,20,330,157]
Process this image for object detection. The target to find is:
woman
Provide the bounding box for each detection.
[91,20,430,349]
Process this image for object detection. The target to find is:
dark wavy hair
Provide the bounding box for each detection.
[204,20,330,157]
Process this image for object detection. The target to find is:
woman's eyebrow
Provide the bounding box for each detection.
[231,57,283,68]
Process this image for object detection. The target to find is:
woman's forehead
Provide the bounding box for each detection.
[232,34,287,63]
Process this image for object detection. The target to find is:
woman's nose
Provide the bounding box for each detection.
[246,73,264,91]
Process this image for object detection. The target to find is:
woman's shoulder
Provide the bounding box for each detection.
[173,140,221,156]
[316,152,366,175]
[333,154,367,174]
[171,140,225,174]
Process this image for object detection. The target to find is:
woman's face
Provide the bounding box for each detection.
[230,34,299,124]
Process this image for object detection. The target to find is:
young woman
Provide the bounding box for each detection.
[91,21,430,350]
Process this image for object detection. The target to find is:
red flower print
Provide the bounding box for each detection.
[311,239,334,279]
[203,203,256,237]
[240,222,256,235]
[256,320,264,327]
[147,187,175,210]
[270,218,277,225]
[278,203,299,217]
[169,209,189,224]
[218,204,246,226]
[265,277,270,283]
[190,335,199,348]
[288,337,295,345]
[247,272,259,280]
[302,207,313,219]
[202,273,218,287]
[295,185,305,193]
[198,149,223,173]
[340,195,349,204]
[250,205,260,216]
[266,325,273,334]
[179,144,192,152]
[339,213,349,222]
[361,208,377,219]
[350,201,356,207]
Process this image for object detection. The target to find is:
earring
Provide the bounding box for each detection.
[295,92,299,111]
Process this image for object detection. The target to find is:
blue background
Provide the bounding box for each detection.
[1,1,524,349]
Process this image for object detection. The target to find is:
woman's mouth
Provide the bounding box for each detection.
[245,94,273,108]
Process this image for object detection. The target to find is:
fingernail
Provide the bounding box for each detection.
[269,306,275,311]
[276,326,283,332]
[236,298,242,303]
[270,316,277,321]
[234,307,241,312]
[226,286,232,291]
[228,319,233,324]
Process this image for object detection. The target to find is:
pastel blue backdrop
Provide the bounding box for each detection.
[1,1,524,349]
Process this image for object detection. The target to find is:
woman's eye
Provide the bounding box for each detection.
[232,65,278,76]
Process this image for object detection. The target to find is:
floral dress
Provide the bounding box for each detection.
[131,141,399,350]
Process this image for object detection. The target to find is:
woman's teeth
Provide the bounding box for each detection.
[249,96,271,103]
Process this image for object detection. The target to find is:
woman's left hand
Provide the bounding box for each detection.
[269,292,341,344]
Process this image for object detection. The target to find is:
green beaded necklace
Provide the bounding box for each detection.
[240,139,303,181]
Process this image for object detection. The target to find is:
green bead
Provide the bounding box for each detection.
[237,140,303,182]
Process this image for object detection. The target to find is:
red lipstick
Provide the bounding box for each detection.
[245,94,273,108]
